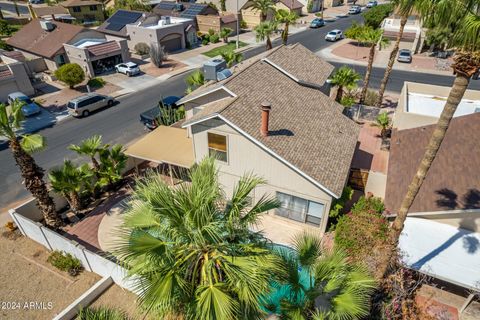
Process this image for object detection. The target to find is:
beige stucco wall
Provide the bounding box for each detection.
[394,82,480,130]
[409,211,480,233]
[64,4,104,24]
[126,23,186,51]
[323,0,343,8]
[191,118,334,234]
[0,62,34,102]
[274,2,302,16]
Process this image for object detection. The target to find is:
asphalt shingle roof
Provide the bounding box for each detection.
[385,113,480,214]
[183,45,359,197]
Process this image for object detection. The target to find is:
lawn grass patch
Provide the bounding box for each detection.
[202,41,248,58]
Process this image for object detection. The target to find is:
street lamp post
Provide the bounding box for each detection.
[236,0,240,49]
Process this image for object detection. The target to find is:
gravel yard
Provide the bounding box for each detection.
[0,230,99,320]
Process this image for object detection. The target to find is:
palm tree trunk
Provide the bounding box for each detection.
[282,22,289,45]
[374,73,470,280]
[359,43,376,105]
[68,191,82,212]
[335,86,343,102]
[375,15,408,107]
[266,36,272,50]
[9,139,61,228]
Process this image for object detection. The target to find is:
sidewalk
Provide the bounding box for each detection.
[318,39,455,76]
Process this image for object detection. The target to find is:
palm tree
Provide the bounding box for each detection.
[329,66,361,102]
[265,233,376,319]
[219,27,233,43]
[220,50,243,68]
[68,135,104,176]
[375,0,424,107]
[251,0,275,22]
[0,100,61,228]
[375,0,480,279]
[49,160,92,212]
[254,21,277,50]
[371,112,391,139]
[275,9,298,45]
[97,144,128,188]
[113,157,281,320]
[185,70,205,93]
[345,23,389,104]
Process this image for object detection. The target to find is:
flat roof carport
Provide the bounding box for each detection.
[399,217,480,313]
[125,126,195,169]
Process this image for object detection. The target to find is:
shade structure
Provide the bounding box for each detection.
[125,126,194,168]
[399,217,480,291]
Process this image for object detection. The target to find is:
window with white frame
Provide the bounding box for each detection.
[275,192,325,226]
[207,132,227,162]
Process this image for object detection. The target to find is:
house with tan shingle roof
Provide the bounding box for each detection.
[7,19,129,78]
[125,44,360,243]
[60,0,105,25]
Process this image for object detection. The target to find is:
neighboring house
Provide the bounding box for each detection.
[32,5,76,23]
[0,51,34,102]
[96,9,144,39]
[320,0,342,10]
[125,44,360,244]
[153,1,218,30]
[195,13,237,34]
[7,19,84,73]
[61,0,105,25]
[126,15,197,52]
[274,0,304,16]
[394,82,480,131]
[385,112,480,232]
[7,19,129,77]
[381,11,424,53]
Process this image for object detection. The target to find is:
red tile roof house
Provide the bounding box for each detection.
[6,19,130,78]
[125,44,360,244]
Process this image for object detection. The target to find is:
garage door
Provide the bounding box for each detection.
[160,35,182,53]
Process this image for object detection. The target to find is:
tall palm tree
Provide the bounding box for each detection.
[329,66,361,102]
[275,9,298,45]
[251,0,275,22]
[97,144,128,188]
[254,21,277,50]
[220,50,243,68]
[375,0,480,279]
[68,135,104,176]
[0,100,61,228]
[114,157,281,320]
[345,24,390,104]
[220,27,233,43]
[375,0,421,107]
[49,160,92,212]
[265,233,376,319]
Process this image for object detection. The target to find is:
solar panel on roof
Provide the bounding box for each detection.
[105,10,143,31]
[158,2,176,10]
[180,4,205,17]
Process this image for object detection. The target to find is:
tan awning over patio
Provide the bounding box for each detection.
[125,126,195,168]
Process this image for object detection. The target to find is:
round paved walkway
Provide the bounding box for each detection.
[97,199,129,253]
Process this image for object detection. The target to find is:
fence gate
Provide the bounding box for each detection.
[349,169,369,191]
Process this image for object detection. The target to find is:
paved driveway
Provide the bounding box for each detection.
[102,72,157,91]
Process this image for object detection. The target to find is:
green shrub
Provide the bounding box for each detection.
[240,20,248,29]
[77,306,129,320]
[363,89,379,106]
[334,196,388,263]
[54,63,85,89]
[87,77,106,88]
[134,42,150,55]
[362,3,394,29]
[47,250,83,276]
[210,33,220,43]
[0,19,13,36]
[202,38,210,45]
[340,95,356,107]
[329,186,354,220]
[208,28,216,36]
[0,39,12,51]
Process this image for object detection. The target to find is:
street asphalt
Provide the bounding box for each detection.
[1,13,479,210]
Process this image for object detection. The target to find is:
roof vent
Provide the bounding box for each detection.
[174,3,184,11]
[216,68,232,81]
[40,20,55,31]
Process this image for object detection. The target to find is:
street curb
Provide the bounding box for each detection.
[317,47,454,77]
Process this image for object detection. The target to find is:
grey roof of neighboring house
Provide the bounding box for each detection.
[183,44,359,197]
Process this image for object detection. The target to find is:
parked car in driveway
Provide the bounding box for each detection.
[348,6,361,14]
[67,93,114,117]
[397,49,413,63]
[310,18,325,28]
[325,29,344,41]
[140,96,181,130]
[366,0,378,8]
[115,62,140,76]
[7,92,41,117]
